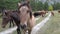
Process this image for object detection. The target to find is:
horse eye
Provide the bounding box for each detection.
[27,11,30,13]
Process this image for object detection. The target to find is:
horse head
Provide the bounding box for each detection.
[18,2,31,29]
[2,10,12,28]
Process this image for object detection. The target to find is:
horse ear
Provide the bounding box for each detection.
[18,3,21,6]
[4,11,7,15]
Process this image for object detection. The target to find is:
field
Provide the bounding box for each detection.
[12,13,49,34]
[37,11,60,34]
[0,12,48,34]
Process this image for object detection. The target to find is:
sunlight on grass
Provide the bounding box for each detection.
[36,13,49,24]
[37,11,60,34]
[0,12,49,34]
[12,12,49,34]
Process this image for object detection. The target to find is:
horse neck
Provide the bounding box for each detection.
[12,16,20,23]
[11,12,20,24]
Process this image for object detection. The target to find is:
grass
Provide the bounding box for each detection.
[36,13,49,24]
[37,11,60,34]
[12,16,48,34]
[0,12,49,34]
[12,12,49,34]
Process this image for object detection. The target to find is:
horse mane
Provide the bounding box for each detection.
[18,1,30,9]
[8,11,20,24]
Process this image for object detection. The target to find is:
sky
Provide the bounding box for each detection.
[41,0,60,2]
[38,0,60,5]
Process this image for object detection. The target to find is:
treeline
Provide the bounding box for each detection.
[0,0,60,12]
[30,0,60,11]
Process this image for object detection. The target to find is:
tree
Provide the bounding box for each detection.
[48,5,53,11]
[0,0,20,9]
[43,1,48,11]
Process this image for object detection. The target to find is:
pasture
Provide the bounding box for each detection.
[37,11,60,34]
[0,12,48,34]
[12,13,49,34]
[1,11,59,34]
[0,0,60,34]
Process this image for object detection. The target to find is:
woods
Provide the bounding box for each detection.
[0,0,60,12]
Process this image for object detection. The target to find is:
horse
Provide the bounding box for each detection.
[51,12,54,16]
[2,10,21,34]
[33,10,47,17]
[2,9,15,28]
[2,1,35,34]
[18,1,35,34]
[58,10,60,13]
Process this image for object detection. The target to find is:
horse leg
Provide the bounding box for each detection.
[12,22,15,27]
[9,20,11,28]
[17,25,21,34]
[42,14,44,17]
[28,29,31,34]
[11,20,15,27]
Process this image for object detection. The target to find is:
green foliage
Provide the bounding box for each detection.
[53,2,60,10]
[0,0,20,9]
[0,0,60,12]
[48,5,53,11]
[30,0,44,11]
[43,1,48,10]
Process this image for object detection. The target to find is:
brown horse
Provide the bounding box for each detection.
[2,1,35,34]
[33,10,47,17]
[18,1,35,34]
[51,12,54,16]
[58,10,60,13]
[2,10,21,34]
[2,9,15,28]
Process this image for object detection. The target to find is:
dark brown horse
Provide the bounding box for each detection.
[2,10,21,34]
[2,9,15,28]
[58,10,60,13]
[33,10,47,17]
[2,1,35,34]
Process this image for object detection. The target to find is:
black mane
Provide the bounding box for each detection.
[10,11,20,24]
[18,1,30,9]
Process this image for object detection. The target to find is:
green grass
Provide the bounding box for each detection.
[37,11,60,34]
[12,16,48,34]
[36,13,49,24]
[0,12,49,34]
[12,12,49,34]
[36,16,47,24]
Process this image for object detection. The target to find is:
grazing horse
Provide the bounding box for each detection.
[51,12,54,16]
[33,10,47,17]
[58,10,60,13]
[2,9,15,28]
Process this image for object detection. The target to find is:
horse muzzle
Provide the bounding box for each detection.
[2,25,5,28]
[21,24,27,29]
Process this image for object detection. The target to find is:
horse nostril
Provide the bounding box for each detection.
[21,24,27,29]
[2,25,5,28]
